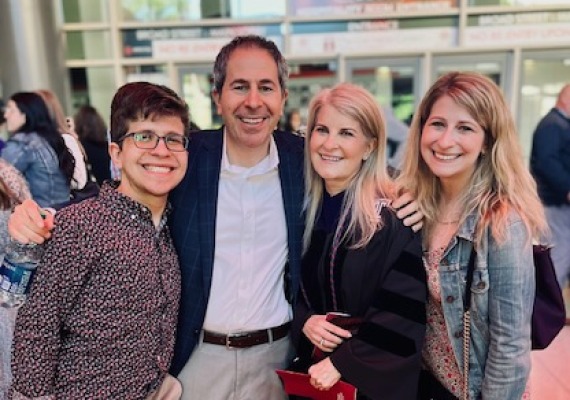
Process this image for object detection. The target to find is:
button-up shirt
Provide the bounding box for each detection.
[11,181,180,399]
[202,133,291,333]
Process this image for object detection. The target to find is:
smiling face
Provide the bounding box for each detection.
[309,104,375,195]
[109,115,188,209]
[4,100,26,132]
[212,46,288,166]
[420,95,486,192]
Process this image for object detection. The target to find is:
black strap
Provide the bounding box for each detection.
[463,248,477,312]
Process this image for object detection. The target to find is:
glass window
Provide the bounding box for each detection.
[179,68,216,130]
[125,65,170,87]
[66,31,113,60]
[69,67,115,123]
[283,61,338,135]
[518,50,570,161]
[432,53,512,90]
[61,0,108,23]
[346,57,422,167]
[119,0,285,22]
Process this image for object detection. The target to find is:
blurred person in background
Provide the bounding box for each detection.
[2,92,74,206]
[0,159,30,398]
[74,105,111,185]
[36,89,89,191]
[0,99,7,152]
[530,84,570,291]
[284,108,304,136]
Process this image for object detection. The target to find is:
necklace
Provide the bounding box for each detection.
[435,219,460,225]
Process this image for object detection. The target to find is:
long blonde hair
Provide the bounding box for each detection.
[399,72,548,246]
[303,83,394,252]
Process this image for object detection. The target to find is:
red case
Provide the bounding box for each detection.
[275,369,357,400]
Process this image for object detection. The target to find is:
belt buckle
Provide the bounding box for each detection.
[225,332,242,349]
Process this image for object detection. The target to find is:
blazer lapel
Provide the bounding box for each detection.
[275,132,305,302]
[197,130,223,297]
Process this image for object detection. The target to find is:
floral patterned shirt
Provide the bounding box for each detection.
[10,181,181,399]
[423,247,464,397]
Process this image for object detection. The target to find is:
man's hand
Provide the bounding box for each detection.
[393,191,423,232]
[8,199,55,244]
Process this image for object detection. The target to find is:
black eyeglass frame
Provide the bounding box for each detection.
[116,131,189,152]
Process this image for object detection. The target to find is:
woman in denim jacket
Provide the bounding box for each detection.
[399,72,548,400]
[2,92,75,207]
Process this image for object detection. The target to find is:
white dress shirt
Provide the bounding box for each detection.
[202,133,291,333]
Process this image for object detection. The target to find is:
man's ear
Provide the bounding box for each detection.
[212,89,222,116]
[279,89,289,119]
[108,142,122,170]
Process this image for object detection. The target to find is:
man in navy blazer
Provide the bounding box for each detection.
[167,36,304,399]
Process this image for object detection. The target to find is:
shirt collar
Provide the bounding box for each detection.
[220,129,280,176]
[100,180,171,231]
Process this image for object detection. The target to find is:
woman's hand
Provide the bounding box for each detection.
[302,314,352,353]
[309,357,341,390]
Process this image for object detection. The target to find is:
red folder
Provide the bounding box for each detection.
[275,369,357,400]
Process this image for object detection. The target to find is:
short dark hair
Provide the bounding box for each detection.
[109,82,189,143]
[212,35,289,95]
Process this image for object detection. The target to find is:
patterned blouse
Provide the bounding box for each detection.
[423,247,464,398]
[11,181,181,399]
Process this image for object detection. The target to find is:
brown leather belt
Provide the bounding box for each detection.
[202,322,290,349]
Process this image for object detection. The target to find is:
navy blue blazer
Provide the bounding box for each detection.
[168,128,305,375]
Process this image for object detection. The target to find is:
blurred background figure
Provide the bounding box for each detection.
[383,105,410,173]
[284,108,305,136]
[36,89,89,191]
[531,84,570,292]
[74,105,111,185]
[0,159,31,398]
[0,100,7,153]
[1,92,74,206]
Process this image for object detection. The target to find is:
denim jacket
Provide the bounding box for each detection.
[437,211,534,400]
[1,132,70,207]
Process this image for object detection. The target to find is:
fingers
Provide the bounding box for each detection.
[403,211,424,232]
[392,191,413,210]
[8,200,53,244]
[394,193,424,232]
[309,359,341,390]
[303,315,354,354]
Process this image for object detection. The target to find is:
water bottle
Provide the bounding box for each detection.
[0,240,42,308]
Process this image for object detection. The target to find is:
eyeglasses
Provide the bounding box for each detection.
[118,131,189,152]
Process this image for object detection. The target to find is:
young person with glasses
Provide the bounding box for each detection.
[10,82,188,399]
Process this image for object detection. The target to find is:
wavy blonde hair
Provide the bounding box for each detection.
[303,83,395,252]
[399,72,547,246]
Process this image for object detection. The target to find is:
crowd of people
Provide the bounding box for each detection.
[0,34,564,400]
